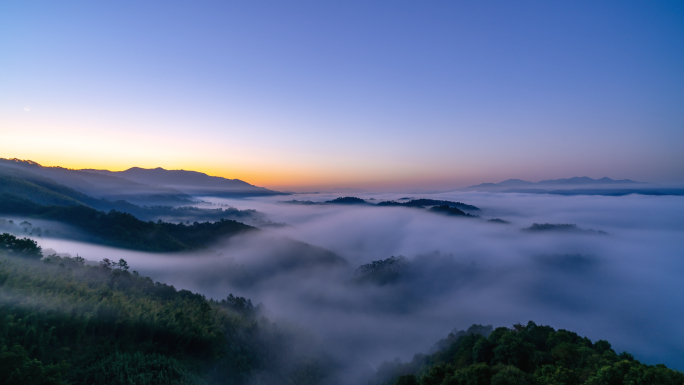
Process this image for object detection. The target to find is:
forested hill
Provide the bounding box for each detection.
[0,165,107,206]
[1,235,682,384]
[281,198,482,212]
[0,241,333,385]
[82,166,284,197]
[0,167,147,213]
[0,166,273,226]
[370,323,684,385]
[0,159,191,204]
[0,193,255,252]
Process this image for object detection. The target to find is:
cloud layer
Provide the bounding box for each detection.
[35,192,684,383]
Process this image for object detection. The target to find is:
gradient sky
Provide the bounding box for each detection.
[1,1,683,191]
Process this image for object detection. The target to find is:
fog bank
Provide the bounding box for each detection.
[37,192,684,382]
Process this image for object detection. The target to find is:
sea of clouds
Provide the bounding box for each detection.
[36,191,684,382]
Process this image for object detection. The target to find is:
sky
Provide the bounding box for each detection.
[1,0,683,191]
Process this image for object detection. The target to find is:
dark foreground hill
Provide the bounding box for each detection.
[2,239,681,385]
[371,322,684,385]
[0,245,334,385]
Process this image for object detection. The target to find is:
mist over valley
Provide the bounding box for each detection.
[2,164,683,383]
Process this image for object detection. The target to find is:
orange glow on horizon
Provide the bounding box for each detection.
[0,150,477,192]
[0,117,479,191]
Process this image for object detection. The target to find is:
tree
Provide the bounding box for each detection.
[0,345,66,385]
[395,374,419,385]
[99,258,113,270]
[0,233,42,258]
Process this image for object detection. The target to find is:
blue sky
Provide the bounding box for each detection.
[1,1,683,190]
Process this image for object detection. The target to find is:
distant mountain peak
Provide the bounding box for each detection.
[465,176,644,191]
[497,179,534,186]
[3,158,43,167]
[0,158,284,199]
[86,166,284,197]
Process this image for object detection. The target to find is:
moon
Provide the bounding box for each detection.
[24,106,31,112]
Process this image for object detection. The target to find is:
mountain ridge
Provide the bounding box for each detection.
[465,176,644,191]
[0,158,285,199]
[0,158,190,204]
[81,166,284,197]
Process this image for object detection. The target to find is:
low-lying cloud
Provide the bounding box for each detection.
[35,192,684,383]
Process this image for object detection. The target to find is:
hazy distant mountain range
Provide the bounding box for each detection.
[0,158,188,205]
[466,176,643,190]
[0,158,290,251]
[0,158,284,203]
[463,176,684,196]
[82,167,282,197]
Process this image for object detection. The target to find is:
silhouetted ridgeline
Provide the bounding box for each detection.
[0,165,269,224]
[279,199,321,205]
[487,218,509,224]
[463,176,684,196]
[0,193,255,251]
[326,196,370,205]
[524,223,609,235]
[82,166,285,197]
[279,197,482,212]
[0,158,286,201]
[377,199,480,211]
[0,167,158,212]
[0,159,193,205]
[370,322,684,385]
[466,176,644,190]
[428,205,476,217]
[0,244,334,385]
[352,256,409,285]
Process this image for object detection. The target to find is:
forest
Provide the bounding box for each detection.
[0,234,333,385]
[1,171,683,384]
[0,193,255,251]
[2,233,682,384]
[0,167,268,225]
[280,198,482,211]
[523,224,609,235]
[369,323,684,385]
[428,205,475,217]
[376,199,480,211]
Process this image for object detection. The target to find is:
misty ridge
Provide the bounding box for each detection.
[1,159,684,384]
[0,158,286,204]
[280,197,481,219]
[523,223,609,235]
[462,176,684,196]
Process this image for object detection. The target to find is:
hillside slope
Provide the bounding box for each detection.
[370,322,684,385]
[0,173,87,207]
[0,193,256,251]
[0,248,333,385]
[0,159,191,204]
[82,167,284,197]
